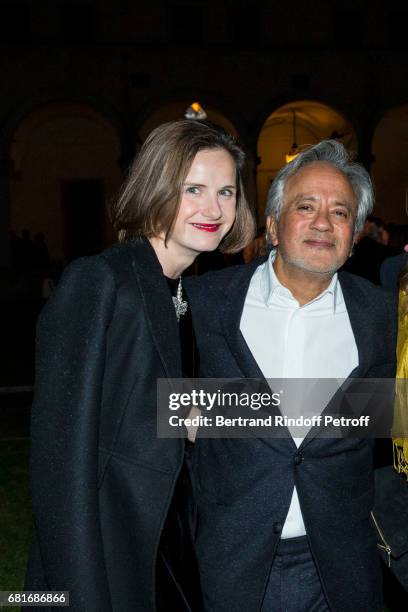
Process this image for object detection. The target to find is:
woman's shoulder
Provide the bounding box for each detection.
[38,245,151,332]
[42,246,135,317]
[60,242,143,288]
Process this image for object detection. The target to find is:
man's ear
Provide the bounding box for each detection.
[266,215,279,247]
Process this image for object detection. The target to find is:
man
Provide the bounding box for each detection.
[342,214,395,284]
[185,141,397,612]
[380,249,408,290]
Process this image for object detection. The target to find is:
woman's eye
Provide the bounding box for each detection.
[219,188,234,197]
[185,186,200,194]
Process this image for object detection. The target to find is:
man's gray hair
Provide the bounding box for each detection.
[265,139,373,235]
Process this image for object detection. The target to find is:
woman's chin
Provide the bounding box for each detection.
[193,237,223,253]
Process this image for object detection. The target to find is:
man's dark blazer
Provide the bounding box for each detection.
[24,239,196,611]
[185,258,397,612]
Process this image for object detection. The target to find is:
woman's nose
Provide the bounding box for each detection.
[202,193,222,219]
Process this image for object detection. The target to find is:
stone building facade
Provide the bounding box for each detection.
[1,0,408,265]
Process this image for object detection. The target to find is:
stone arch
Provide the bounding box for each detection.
[371,104,408,223]
[138,100,239,141]
[8,101,123,261]
[256,100,358,221]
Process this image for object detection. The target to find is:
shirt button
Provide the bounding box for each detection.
[294,453,304,465]
[273,522,282,533]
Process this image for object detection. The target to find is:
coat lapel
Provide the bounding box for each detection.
[128,238,182,379]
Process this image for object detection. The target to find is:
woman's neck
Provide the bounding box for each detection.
[148,236,195,278]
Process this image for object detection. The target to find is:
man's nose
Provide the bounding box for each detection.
[202,193,223,219]
[310,208,333,231]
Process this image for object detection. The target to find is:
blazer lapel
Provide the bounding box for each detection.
[219,260,267,380]
[128,238,182,379]
[219,259,296,446]
[338,272,375,378]
[299,272,376,451]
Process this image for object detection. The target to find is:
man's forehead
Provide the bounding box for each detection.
[285,162,352,189]
[283,162,356,203]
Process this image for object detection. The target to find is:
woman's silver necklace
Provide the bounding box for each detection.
[173,277,188,322]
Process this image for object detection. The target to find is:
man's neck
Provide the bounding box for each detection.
[272,257,334,306]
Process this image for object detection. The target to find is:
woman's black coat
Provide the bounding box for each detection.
[25,239,193,610]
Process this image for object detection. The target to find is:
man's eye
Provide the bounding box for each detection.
[185,186,200,194]
[297,204,313,211]
[334,209,348,218]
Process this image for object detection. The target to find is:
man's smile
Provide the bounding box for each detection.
[303,239,336,249]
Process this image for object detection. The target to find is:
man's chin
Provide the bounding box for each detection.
[287,257,342,276]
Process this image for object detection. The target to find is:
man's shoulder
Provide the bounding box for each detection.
[185,256,267,295]
[185,263,245,290]
[339,270,397,311]
[340,269,386,292]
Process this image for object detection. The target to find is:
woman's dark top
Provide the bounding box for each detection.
[157,277,202,611]
[165,276,195,378]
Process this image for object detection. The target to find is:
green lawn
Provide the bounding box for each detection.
[0,439,31,612]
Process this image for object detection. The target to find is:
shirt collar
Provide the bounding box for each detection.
[259,249,339,313]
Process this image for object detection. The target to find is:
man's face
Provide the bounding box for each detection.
[267,162,357,277]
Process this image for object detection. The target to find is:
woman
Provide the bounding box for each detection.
[369,265,408,598]
[25,119,255,611]
[394,269,408,478]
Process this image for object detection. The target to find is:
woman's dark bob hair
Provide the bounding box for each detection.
[110,119,255,253]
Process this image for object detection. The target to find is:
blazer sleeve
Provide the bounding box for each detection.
[26,256,117,610]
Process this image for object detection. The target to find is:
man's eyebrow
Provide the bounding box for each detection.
[333,200,354,209]
[288,194,354,208]
[288,194,318,204]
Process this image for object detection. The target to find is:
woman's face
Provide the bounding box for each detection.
[166,148,237,261]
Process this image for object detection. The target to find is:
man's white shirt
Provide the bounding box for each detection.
[240,251,358,538]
